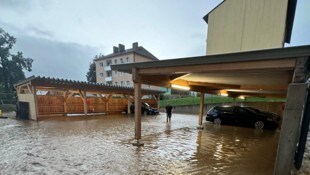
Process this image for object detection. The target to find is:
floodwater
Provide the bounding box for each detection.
[0,113,307,175]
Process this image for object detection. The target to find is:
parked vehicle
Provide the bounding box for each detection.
[206,106,280,130]
[130,102,159,115]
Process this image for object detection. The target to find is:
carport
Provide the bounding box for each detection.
[112,45,310,174]
[14,76,163,120]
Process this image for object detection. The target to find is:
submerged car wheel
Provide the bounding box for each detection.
[254,121,264,129]
[214,118,221,125]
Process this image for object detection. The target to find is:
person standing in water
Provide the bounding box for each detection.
[165,104,173,122]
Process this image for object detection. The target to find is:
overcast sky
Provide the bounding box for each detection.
[1,0,309,81]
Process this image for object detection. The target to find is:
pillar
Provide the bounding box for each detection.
[274,83,308,175]
[132,68,144,146]
[157,94,160,111]
[32,86,38,120]
[197,92,204,129]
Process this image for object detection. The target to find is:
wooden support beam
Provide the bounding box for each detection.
[198,92,204,129]
[124,94,132,114]
[78,90,87,115]
[32,86,38,120]
[153,94,160,111]
[132,68,143,146]
[63,91,70,116]
[171,79,240,89]
[140,75,171,87]
[139,59,296,74]
[27,84,32,94]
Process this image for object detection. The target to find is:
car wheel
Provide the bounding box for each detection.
[214,118,221,125]
[254,121,264,129]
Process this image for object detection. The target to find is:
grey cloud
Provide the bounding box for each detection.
[0,0,32,12]
[11,35,99,81]
[27,25,54,39]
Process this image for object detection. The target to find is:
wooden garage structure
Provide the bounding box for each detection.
[112,45,310,174]
[14,76,163,120]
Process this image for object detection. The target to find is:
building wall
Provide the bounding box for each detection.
[95,53,134,84]
[207,0,289,55]
[18,94,37,120]
[95,52,160,90]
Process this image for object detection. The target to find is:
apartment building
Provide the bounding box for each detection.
[94,42,159,89]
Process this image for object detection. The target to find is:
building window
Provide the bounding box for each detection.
[106,60,112,66]
[126,57,129,63]
[115,82,118,86]
[106,71,111,77]
[126,81,130,86]
[114,59,117,65]
[99,73,103,77]
[99,62,103,67]
[121,81,124,86]
[120,58,124,64]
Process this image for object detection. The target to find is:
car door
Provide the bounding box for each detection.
[221,107,235,124]
[232,107,249,126]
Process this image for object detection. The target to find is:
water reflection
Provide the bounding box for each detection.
[0,114,281,174]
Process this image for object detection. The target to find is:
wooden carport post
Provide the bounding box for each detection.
[32,86,38,120]
[154,94,160,111]
[99,94,112,114]
[274,83,308,175]
[79,90,88,116]
[197,91,205,129]
[132,68,144,146]
[63,91,71,116]
[124,94,131,114]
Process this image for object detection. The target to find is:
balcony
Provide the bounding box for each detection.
[105,77,112,82]
[105,66,111,71]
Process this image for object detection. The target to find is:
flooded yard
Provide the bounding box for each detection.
[0,113,307,174]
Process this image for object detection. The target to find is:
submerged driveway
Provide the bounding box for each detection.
[1,114,282,174]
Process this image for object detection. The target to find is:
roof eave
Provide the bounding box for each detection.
[111,45,310,74]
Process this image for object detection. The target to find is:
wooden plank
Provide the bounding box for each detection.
[133,68,142,142]
[32,86,38,120]
[139,59,296,74]
[198,92,204,129]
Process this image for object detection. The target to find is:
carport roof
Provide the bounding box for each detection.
[14,76,164,95]
[111,45,310,98]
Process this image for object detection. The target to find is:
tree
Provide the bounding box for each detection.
[0,28,33,92]
[86,54,103,83]
[86,61,96,83]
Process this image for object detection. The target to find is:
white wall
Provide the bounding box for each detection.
[207,0,288,55]
[18,94,37,120]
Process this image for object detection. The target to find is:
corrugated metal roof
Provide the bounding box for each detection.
[14,76,164,95]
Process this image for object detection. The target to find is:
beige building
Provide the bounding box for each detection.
[204,0,296,55]
[94,42,159,89]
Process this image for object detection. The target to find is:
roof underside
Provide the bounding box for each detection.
[111,45,310,98]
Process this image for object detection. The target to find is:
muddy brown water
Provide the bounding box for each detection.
[0,113,308,175]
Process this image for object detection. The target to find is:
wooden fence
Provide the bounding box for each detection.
[37,96,157,115]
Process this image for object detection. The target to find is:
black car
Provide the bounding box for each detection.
[206,106,280,130]
[130,102,159,115]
